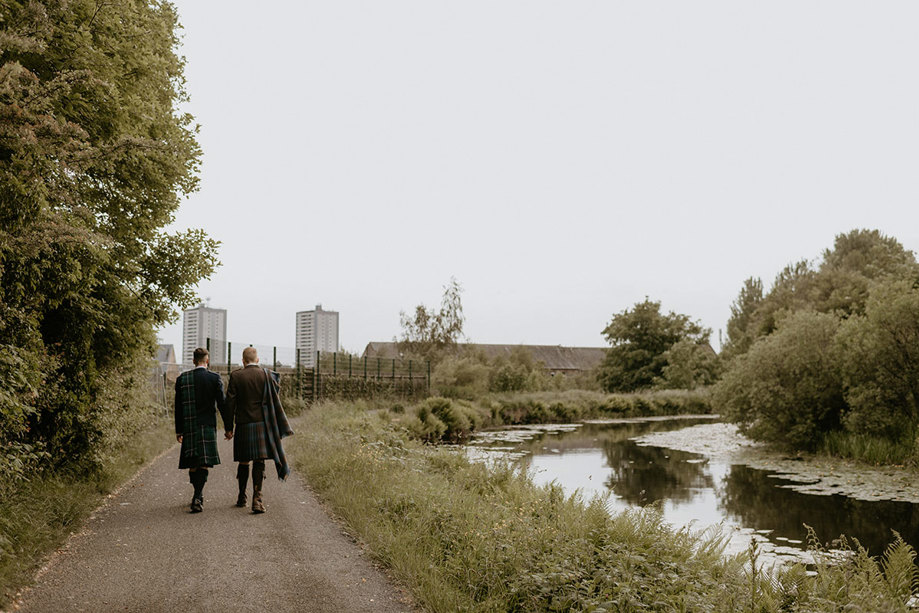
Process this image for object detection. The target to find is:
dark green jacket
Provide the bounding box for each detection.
[174,367,230,434]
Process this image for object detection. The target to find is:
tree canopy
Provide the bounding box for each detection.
[0,0,216,480]
[716,230,919,451]
[597,299,713,392]
[397,278,465,362]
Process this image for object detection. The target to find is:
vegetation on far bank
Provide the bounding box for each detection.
[392,389,712,444]
[289,401,919,612]
[715,230,919,463]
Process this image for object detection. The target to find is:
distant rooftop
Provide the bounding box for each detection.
[362,341,606,372]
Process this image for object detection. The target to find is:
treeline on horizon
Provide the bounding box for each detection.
[597,228,919,459]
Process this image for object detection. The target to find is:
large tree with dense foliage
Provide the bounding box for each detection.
[716,230,919,451]
[597,299,712,392]
[722,230,919,363]
[0,0,216,481]
[835,279,919,438]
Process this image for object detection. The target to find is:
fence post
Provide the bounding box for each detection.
[273,346,277,371]
[377,357,381,380]
[206,337,210,359]
[363,355,367,379]
[349,354,352,378]
[296,348,301,400]
[333,353,337,376]
[227,341,232,377]
[427,360,431,394]
[316,351,321,402]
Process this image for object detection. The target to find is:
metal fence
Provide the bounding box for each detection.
[153,341,430,412]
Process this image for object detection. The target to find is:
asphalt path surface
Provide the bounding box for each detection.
[17,437,414,613]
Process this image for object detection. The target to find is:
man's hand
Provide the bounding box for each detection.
[224,431,234,440]
[176,434,183,444]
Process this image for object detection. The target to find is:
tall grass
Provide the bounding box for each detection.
[289,401,919,612]
[0,419,175,607]
[819,430,919,466]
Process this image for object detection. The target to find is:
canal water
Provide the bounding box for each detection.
[467,417,919,565]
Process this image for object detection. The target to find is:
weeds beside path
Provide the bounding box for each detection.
[291,401,919,612]
[0,420,175,608]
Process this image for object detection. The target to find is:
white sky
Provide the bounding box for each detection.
[157,1,919,355]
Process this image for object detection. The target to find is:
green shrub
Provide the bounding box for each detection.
[431,356,491,399]
[714,311,845,450]
[422,397,476,443]
[405,405,447,443]
[390,389,713,444]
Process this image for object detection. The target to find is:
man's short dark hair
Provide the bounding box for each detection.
[193,348,209,365]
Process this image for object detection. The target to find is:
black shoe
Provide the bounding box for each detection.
[190,497,203,513]
[235,464,250,508]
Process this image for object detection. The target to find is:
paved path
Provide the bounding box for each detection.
[17,437,414,613]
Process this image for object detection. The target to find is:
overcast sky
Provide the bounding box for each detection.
[157,1,919,356]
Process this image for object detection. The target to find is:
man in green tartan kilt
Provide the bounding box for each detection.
[175,347,232,513]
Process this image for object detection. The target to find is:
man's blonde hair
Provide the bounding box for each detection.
[242,346,258,365]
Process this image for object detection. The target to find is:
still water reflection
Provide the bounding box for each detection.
[474,418,919,561]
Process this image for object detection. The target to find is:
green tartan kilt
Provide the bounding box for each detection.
[178,424,220,469]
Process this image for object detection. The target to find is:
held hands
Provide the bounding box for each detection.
[224,431,234,440]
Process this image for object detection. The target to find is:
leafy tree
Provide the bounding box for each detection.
[713,311,845,450]
[814,229,919,316]
[397,278,465,362]
[597,299,710,392]
[431,356,491,399]
[722,277,764,359]
[655,339,721,390]
[835,279,919,438]
[722,230,918,364]
[0,0,216,474]
[489,346,546,393]
[717,230,919,450]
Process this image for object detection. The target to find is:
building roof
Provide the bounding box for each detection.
[362,341,607,372]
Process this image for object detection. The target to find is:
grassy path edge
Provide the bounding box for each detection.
[1,421,175,610]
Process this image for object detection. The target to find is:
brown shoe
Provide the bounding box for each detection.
[251,461,265,513]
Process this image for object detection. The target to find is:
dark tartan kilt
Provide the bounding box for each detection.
[178,425,220,469]
[234,422,270,462]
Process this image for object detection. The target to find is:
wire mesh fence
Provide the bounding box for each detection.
[151,340,430,415]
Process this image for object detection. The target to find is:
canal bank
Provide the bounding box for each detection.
[289,401,918,611]
[466,416,919,568]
